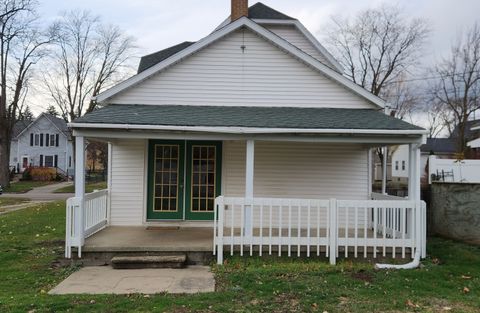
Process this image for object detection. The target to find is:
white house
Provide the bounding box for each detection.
[467,124,480,149]
[65,1,427,266]
[10,113,74,175]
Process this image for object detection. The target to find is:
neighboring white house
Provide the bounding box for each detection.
[64,1,427,266]
[391,145,409,181]
[467,124,480,149]
[9,113,74,175]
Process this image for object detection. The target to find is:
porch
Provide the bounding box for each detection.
[66,105,428,265]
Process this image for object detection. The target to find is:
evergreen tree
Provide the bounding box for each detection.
[46,105,59,117]
[20,105,34,121]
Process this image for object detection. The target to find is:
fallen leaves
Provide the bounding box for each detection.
[462,287,470,294]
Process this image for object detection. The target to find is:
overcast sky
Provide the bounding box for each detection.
[31,0,480,118]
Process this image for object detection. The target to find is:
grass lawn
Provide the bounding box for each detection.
[53,181,107,193]
[0,202,479,312]
[3,180,53,193]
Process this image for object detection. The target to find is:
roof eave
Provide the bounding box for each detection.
[68,122,427,136]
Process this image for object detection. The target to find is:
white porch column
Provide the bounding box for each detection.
[381,146,388,194]
[414,146,421,202]
[244,139,254,237]
[106,142,113,225]
[367,148,373,197]
[75,136,86,255]
[408,144,415,199]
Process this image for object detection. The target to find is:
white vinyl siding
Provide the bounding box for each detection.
[223,141,369,200]
[107,139,369,225]
[110,29,374,109]
[109,139,146,226]
[264,24,335,69]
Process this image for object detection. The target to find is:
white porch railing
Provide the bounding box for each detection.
[371,192,406,200]
[214,196,426,265]
[65,189,108,258]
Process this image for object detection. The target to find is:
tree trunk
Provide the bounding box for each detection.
[0,125,11,187]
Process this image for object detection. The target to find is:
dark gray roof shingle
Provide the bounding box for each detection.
[420,138,457,154]
[248,2,295,20]
[73,104,423,131]
[138,41,195,73]
[12,120,31,138]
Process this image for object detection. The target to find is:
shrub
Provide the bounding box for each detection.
[29,167,56,181]
[22,167,32,181]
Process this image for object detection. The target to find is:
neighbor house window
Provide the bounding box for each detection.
[50,134,56,146]
[34,134,40,146]
[402,161,406,171]
[395,161,399,171]
[44,155,54,167]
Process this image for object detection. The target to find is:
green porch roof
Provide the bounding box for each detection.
[73,104,423,131]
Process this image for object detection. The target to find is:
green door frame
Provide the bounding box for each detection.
[147,140,222,221]
[146,140,185,220]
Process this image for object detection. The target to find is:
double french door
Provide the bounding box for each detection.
[146,140,222,221]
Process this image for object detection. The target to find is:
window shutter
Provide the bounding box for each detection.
[46,134,49,147]
[30,134,33,146]
[40,134,44,146]
[56,134,59,147]
[54,155,58,167]
[40,155,44,167]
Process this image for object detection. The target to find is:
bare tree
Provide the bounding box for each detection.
[423,101,447,138]
[382,77,419,121]
[327,4,429,102]
[0,0,53,187]
[43,10,136,122]
[326,4,430,184]
[431,23,480,154]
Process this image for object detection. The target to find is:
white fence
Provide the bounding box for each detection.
[65,189,108,258]
[428,155,480,183]
[214,196,426,265]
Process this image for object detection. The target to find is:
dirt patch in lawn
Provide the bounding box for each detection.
[351,269,374,283]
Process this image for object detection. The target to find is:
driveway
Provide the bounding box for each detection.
[1,181,74,201]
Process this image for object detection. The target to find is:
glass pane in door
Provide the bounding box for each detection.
[191,146,216,212]
[153,145,180,212]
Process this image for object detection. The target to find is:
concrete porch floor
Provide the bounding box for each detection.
[83,226,214,252]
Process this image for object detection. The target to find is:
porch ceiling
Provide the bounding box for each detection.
[72,104,424,133]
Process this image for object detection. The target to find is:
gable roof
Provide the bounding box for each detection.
[420,138,457,154]
[248,2,295,20]
[15,113,70,139]
[12,120,31,139]
[138,41,195,73]
[95,17,385,108]
[72,104,424,134]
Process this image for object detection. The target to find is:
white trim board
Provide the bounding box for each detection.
[69,122,426,136]
[72,129,426,145]
[252,18,344,73]
[94,17,385,108]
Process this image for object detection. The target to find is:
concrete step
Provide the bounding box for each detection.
[111,255,187,269]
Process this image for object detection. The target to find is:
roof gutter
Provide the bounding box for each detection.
[68,122,427,136]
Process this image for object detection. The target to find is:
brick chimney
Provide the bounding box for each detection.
[231,0,248,21]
